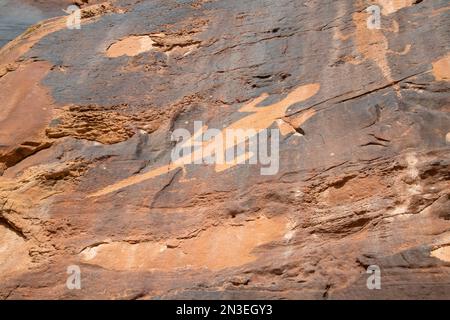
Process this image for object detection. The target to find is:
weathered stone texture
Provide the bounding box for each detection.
[0,0,449,299]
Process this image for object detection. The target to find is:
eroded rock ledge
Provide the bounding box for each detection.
[0,0,449,299]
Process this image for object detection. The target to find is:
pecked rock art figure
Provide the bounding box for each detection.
[336,0,413,96]
[90,83,320,197]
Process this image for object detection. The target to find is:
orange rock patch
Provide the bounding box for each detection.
[432,54,450,81]
[0,61,54,151]
[0,224,31,279]
[106,36,155,57]
[80,216,288,271]
[321,176,387,205]
[431,246,450,262]
[376,0,416,15]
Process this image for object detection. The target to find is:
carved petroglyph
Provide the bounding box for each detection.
[89,84,320,197]
[336,1,412,96]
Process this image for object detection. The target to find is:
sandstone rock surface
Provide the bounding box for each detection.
[0,0,449,299]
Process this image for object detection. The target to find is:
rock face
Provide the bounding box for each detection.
[0,1,94,48]
[0,0,449,299]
